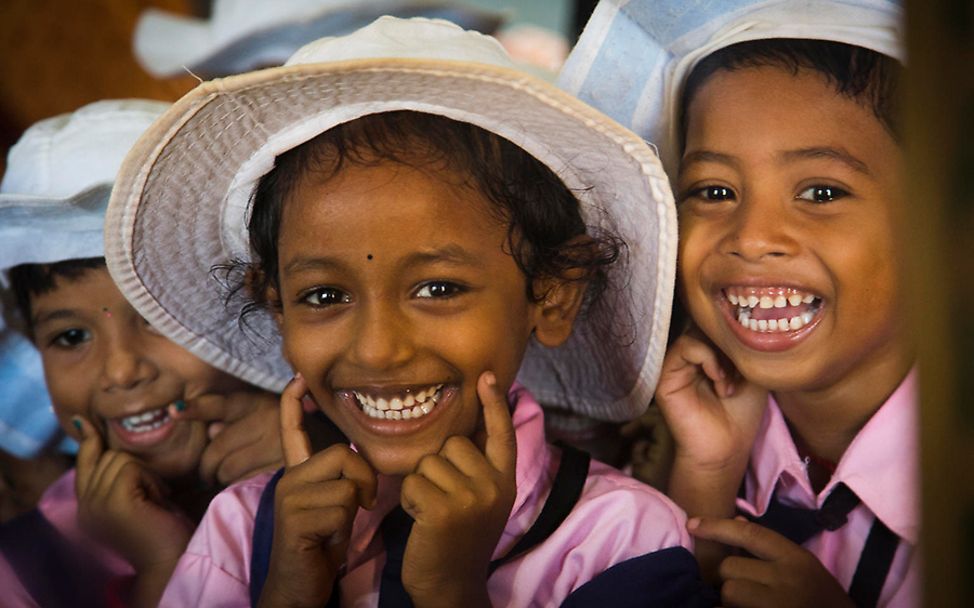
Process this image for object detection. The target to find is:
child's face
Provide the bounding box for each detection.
[274,160,545,476]
[677,66,911,394]
[31,267,249,479]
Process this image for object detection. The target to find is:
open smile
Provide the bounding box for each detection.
[724,287,823,333]
[107,401,181,446]
[720,286,825,351]
[352,383,444,420]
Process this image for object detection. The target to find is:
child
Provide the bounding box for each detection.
[562,1,915,606]
[0,100,294,607]
[104,17,714,607]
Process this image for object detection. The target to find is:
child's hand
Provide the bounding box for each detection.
[258,374,377,608]
[688,517,855,608]
[399,371,517,608]
[74,417,193,580]
[169,390,283,486]
[656,332,767,475]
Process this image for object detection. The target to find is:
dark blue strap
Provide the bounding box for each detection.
[250,467,286,608]
[560,546,717,607]
[0,507,115,607]
[378,506,415,608]
[848,517,900,608]
[488,443,591,575]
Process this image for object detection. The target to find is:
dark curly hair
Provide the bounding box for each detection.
[243,111,624,318]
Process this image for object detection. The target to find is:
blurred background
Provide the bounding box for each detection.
[0,1,971,605]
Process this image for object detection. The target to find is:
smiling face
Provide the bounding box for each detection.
[30,267,248,479]
[273,159,555,476]
[677,66,913,399]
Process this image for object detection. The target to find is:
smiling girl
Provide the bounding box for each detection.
[105,16,713,608]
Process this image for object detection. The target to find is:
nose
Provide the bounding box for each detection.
[719,197,799,262]
[99,333,156,392]
[348,301,414,371]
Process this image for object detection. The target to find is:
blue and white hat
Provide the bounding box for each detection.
[0,99,168,457]
[558,0,904,177]
[134,0,504,78]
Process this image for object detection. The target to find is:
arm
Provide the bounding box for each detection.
[73,417,193,608]
[654,333,767,580]
[399,372,517,608]
[257,374,377,608]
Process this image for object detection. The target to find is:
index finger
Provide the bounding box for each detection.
[281,373,313,468]
[477,371,516,475]
[688,516,797,561]
[73,416,103,498]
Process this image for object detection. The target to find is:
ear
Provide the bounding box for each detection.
[532,269,588,348]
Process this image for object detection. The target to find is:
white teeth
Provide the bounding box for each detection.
[729,294,739,305]
[803,294,815,304]
[119,407,170,433]
[801,311,813,324]
[759,296,773,309]
[775,296,788,308]
[790,316,803,330]
[355,385,444,420]
[779,318,790,331]
[757,319,768,331]
[788,294,803,306]
[768,319,779,330]
[747,295,759,308]
[748,319,758,331]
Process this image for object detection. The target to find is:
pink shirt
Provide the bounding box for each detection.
[738,370,919,607]
[0,469,134,606]
[162,387,693,607]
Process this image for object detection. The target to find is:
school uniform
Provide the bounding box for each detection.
[0,469,134,607]
[161,386,711,607]
[739,370,919,607]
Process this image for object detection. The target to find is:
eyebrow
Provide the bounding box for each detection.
[680,150,739,171]
[401,245,484,269]
[781,146,872,176]
[32,308,80,328]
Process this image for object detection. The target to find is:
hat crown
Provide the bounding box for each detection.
[284,15,514,69]
[1,99,169,199]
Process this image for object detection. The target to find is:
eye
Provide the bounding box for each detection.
[686,185,736,202]
[300,287,351,307]
[51,328,91,348]
[414,281,466,299]
[796,185,848,203]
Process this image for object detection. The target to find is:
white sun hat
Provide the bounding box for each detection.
[105,16,678,422]
[0,99,168,458]
[134,0,504,78]
[557,0,904,178]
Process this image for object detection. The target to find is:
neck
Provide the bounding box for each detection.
[773,349,914,464]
